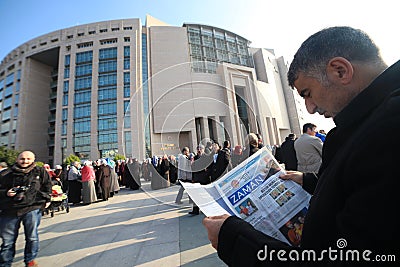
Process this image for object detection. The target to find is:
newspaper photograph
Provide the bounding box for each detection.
[182,146,311,246]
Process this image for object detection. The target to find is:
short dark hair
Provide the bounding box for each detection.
[302,123,316,133]
[223,140,230,148]
[288,26,386,89]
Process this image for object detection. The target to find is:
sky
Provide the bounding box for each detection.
[1,0,399,132]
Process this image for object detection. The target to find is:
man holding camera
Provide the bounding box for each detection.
[0,151,52,267]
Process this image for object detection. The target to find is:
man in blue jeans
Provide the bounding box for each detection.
[0,151,52,267]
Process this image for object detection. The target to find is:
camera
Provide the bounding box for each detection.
[11,186,30,202]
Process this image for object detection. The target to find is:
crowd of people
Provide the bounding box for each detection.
[275,122,325,173]
[40,157,147,207]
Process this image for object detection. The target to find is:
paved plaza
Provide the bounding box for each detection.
[11,181,227,267]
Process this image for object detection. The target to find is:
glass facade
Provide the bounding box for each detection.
[74,51,93,157]
[186,24,253,73]
[142,33,151,157]
[98,47,118,154]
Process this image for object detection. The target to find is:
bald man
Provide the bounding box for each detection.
[0,151,52,267]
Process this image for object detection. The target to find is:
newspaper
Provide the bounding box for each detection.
[181,146,311,246]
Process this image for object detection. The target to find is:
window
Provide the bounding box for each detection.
[13,106,18,118]
[124,58,130,70]
[3,97,12,109]
[190,44,202,57]
[124,72,130,84]
[2,109,11,121]
[74,104,91,118]
[98,73,116,87]
[62,121,67,135]
[188,27,201,44]
[74,118,91,133]
[98,115,117,130]
[100,38,117,45]
[75,64,92,77]
[98,131,118,144]
[111,28,120,31]
[98,86,117,101]
[100,29,108,33]
[4,85,13,98]
[77,32,84,37]
[74,76,92,90]
[14,94,19,105]
[62,94,68,106]
[124,115,131,129]
[203,47,216,59]
[76,51,93,64]
[63,81,69,92]
[5,73,14,86]
[77,42,93,49]
[89,31,96,35]
[124,131,132,157]
[124,46,130,57]
[74,134,91,146]
[123,84,130,98]
[67,35,73,39]
[124,37,130,42]
[64,67,70,78]
[123,26,132,30]
[74,90,91,104]
[62,108,68,121]
[98,60,117,73]
[65,55,70,66]
[98,102,117,115]
[99,47,117,60]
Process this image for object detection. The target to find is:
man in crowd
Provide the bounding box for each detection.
[0,151,52,267]
[294,123,323,172]
[0,162,7,174]
[203,26,399,265]
[210,140,232,182]
[279,133,298,171]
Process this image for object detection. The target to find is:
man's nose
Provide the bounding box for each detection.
[305,98,317,114]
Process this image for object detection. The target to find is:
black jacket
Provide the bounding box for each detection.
[211,148,232,182]
[0,164,52,216]
[217,61,400,266]
[192,153,212,185]
[280,138,298,171]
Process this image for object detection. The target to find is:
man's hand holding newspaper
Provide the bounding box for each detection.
[182,146,311,246]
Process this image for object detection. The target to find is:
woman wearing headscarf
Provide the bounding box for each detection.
[97,159,112,201]
[107,158,120,197]
[81,161,97,205]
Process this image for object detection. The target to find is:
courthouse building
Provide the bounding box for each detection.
[0,15,308,165]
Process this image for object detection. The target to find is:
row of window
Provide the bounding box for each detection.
[66,26,133,39]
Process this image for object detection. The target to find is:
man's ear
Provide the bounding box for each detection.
[326,57,354,85]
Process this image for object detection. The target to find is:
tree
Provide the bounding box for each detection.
[114,154,126,162]
[65,154,80,165]
[35,161,44,167]
[0,146,20,166]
